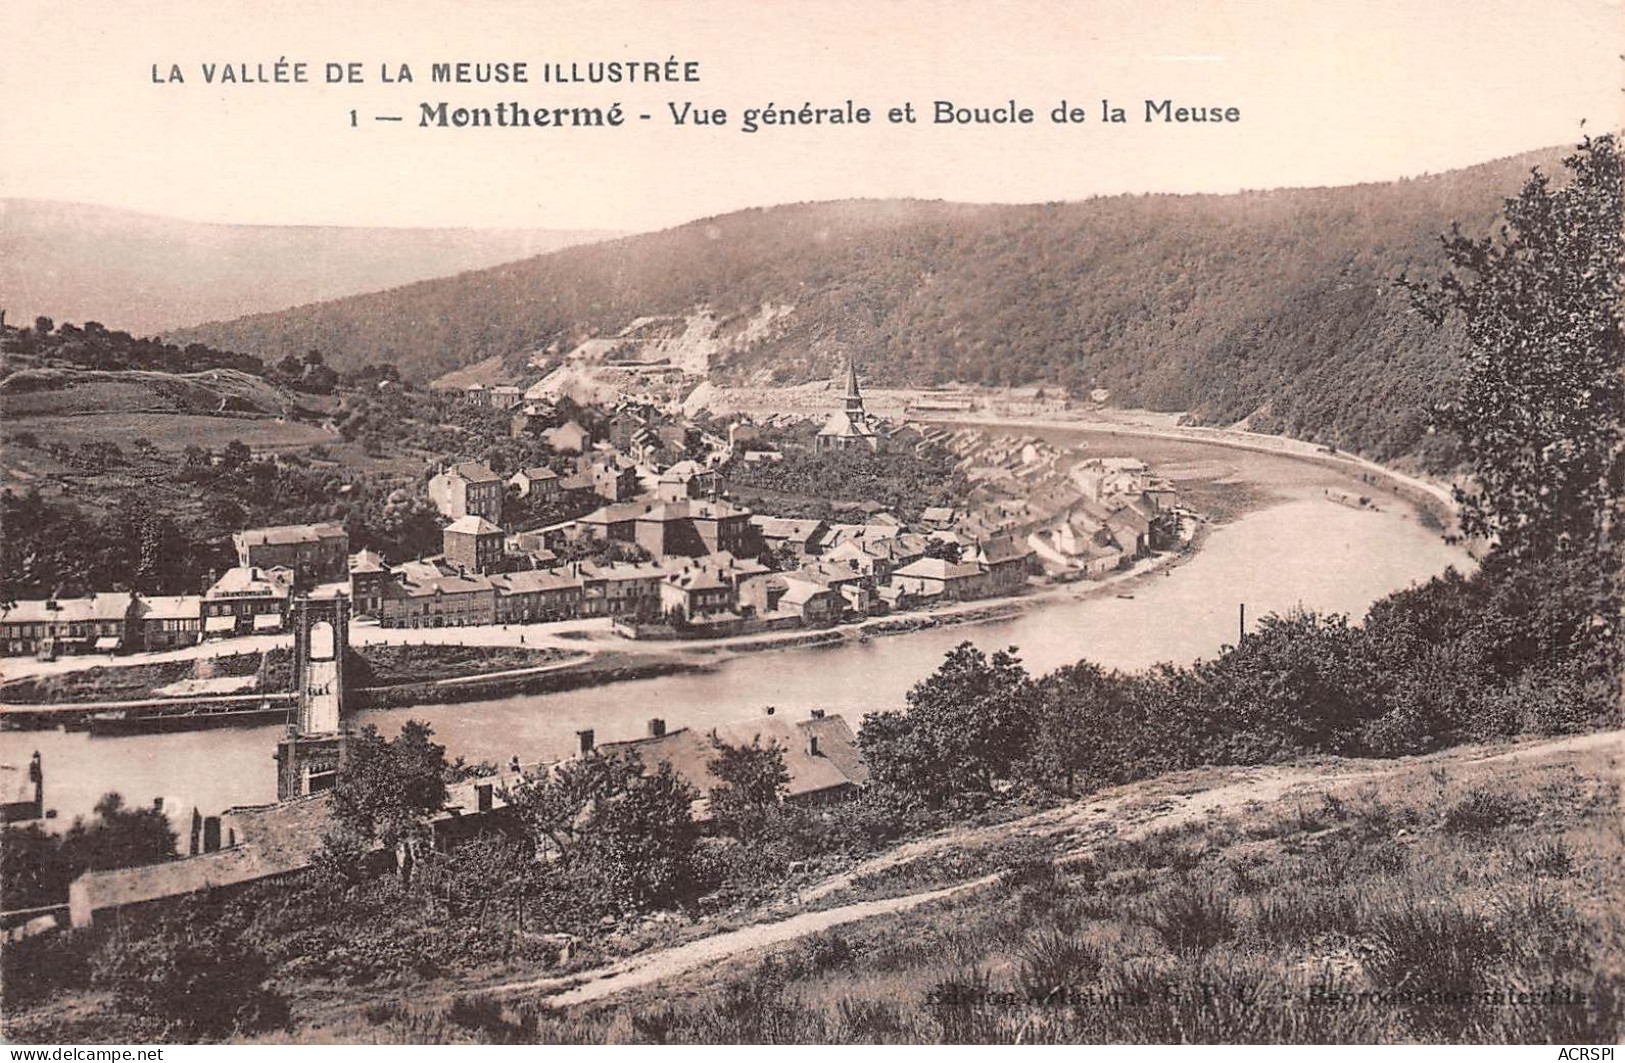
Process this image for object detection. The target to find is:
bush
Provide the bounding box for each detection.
[1442,787,1523,834]
[90,900,287,1039]
[1139,877,1237,954]
[1018,929,1103,1003]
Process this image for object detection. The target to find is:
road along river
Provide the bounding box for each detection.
[2,430,1469,825]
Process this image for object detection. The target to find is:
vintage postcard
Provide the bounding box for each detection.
[0,0,1620,1049]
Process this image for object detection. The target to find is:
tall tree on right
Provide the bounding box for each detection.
[1404,133,1623,696]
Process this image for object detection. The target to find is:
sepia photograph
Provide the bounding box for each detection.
[0,0,1620,1048]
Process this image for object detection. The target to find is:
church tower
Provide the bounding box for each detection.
[817,357,881,452]
[274,595,351,800]
[843,358,866,417]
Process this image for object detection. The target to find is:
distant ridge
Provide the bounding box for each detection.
[0,199,619,336]
[166,145,1571,462]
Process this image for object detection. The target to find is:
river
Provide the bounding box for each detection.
[2,432,1470,825]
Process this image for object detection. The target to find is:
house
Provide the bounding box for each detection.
[509,466,561,501]
[542,420,591,454]
[654,459,719,501]
[588,711,869,818]
[489,384,523,410]
[233,524,349,585]
[889,557,990,601]
[750,516,828,559]
[660,564,737,620]
[67,793,333,928]
[975,536,1036,593]
[0,593,139,657]
[428,461,504,524]
[776,575,844,625]
[204,567,294,636]
[634,499,754,560]
[490,568,584,623]
[576,500,655,543]
[1,753,44,823]
[378,564,496,628]
[921,506,959,528]
[1071,457,1150,503]
[135,595,205,651]
[584,459,640,502]
[1104,505,1152,558]
[463,383,489,405]
[607,409,650,452]
[577,561,664,618]
[510,403,552,440]
[347,550,390,617]
[443,515,506,574]
[816,359,881,452]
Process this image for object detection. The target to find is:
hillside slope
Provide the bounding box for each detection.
[266,728,1623,1043]
[0,199,618,336]
[170,146,1570,464]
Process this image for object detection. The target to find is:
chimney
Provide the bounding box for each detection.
[576,729,595,755]
[476,783,493,813]
[807,734,821,757]
[648,718,666,738]
[810,708,826,719]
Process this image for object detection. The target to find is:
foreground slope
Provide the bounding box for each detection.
[271,729,1622,1044]
[172,147,1570,464]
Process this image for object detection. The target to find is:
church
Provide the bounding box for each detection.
[815,358,880,452]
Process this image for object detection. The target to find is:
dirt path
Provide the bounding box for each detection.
[482,875,1000,1008]
[441,728,1620,1011]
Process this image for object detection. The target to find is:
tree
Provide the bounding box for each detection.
[588,761,698,910]
[1405,135,1622,567]
[61,792,178,873]
[707,733,791,839]
[859,642,1037,806]
[1404,132,1623,703]
[506,749,646,868]
[325,721,449,886]
[219,439,252,470]
[506,750,698,911]
[32,316,53,336]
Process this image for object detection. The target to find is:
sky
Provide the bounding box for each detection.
[1,0,1620,233]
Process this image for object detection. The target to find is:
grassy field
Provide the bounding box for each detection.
[3,411,333,452]
[303,733,1622,1044]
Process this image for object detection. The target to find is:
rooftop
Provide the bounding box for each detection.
[444,515,503,536]
[594,713,868,815]
[440,461,500,484]
[234,523,347,547]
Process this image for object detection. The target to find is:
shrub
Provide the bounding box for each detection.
[90,901,287,1039]
[1359,891,1503,994]
[1521,838,1576,878]
[1442,786,1523,834]
[1018,929,1104,1003]
[1139,877,1237,954]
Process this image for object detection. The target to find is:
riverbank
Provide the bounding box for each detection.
[657,545,1195,669]
[926,409,1461,534]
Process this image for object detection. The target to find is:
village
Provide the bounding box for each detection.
[0,361,1191,661]
[0,357,1195,935]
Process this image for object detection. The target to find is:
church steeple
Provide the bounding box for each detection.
[843,358,865,415]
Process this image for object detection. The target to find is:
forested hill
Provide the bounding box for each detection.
[169,146,1569,465]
